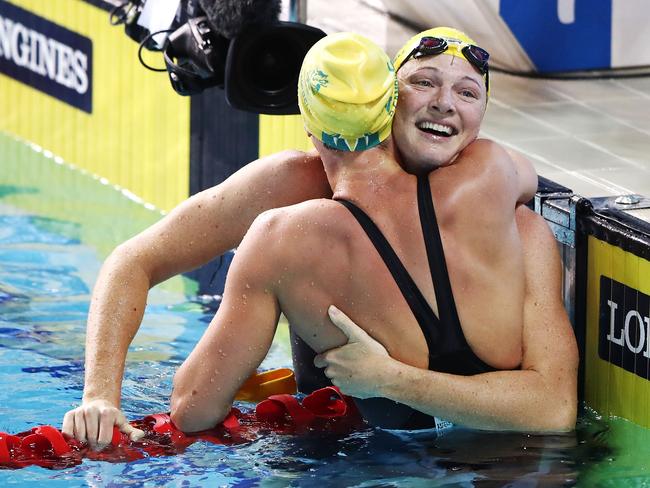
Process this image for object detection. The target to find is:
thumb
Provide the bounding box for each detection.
[123,424,145,442]
[117,412,145,441]
[328,305,369,342]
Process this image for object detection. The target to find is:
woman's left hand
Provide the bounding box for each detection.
[314,305,395,399]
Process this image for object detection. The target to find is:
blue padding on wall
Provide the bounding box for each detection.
[500,0,612,72]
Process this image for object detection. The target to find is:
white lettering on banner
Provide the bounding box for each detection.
[606,299,650,357]
[557,0,576,24]
[644,316,649,358]
[0,17,10,58]
[72,50,88,94]
[27,27,40,72]
[0,13,89,94]
[43,37,58,79]
[55,42,73,88]
[606,300,624,346]
[599,277,650,380]
[11,20,27,66]
[624,310,645,354]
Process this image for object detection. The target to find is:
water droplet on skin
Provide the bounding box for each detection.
[242,294,247,300]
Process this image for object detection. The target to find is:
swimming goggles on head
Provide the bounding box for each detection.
[398,36,490,92]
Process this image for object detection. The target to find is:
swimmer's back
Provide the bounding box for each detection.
[257,150,527,373]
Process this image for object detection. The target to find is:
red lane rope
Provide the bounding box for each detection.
[0,386,362,470]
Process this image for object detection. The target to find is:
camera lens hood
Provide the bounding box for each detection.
[225,21,326,115]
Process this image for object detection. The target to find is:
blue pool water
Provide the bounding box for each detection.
[1,134,649,486]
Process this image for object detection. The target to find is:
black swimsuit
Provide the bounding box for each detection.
[290,174,496,429]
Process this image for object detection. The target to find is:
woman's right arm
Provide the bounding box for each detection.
[62,149,331,450]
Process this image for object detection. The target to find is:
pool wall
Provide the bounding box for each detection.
[581,201,650,429]
[535,180,650,428]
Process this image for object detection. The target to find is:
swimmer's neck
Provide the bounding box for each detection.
[319,139,406,199]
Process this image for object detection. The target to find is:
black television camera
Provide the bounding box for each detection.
[110,0,325,115]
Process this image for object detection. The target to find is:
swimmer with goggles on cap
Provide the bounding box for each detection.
[394,27,490,96]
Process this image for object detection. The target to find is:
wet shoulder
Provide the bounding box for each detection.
[457,138,522,206]
[246,199,358,275]
[268,148,323,175]
[250,199,356,244]
[460,138,514,175]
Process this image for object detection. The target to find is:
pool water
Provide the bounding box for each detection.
[1,133,650,486]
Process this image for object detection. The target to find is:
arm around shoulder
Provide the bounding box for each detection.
[68,149,328,444]
[505,146,538,205]
[468,139,537,205]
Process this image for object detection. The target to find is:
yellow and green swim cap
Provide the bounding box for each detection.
[298,32,398,151]
[393,27,490,96]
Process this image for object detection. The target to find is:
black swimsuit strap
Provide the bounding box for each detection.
[416,174,463,334]
[335,198,439,363]
[416,175,494,373]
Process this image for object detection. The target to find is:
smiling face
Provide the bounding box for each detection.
[392,53,488,174]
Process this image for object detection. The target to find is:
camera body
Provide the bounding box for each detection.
[111,0,325,114]
[164,15,229,95]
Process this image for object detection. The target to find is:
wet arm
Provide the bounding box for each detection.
[66,150,329,444]
[170,212,284,432]
[82,150,327,403]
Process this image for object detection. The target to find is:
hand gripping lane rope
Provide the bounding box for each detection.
[0,368,362,469]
